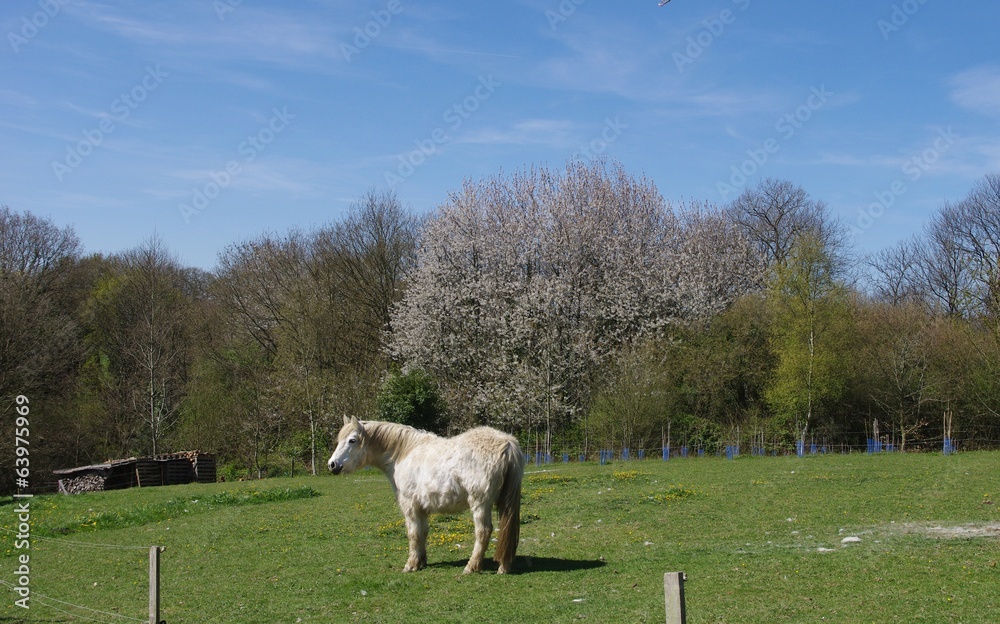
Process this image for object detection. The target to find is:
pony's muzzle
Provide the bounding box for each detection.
[328,460,343,475]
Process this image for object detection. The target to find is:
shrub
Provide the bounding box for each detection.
[376,368,447,433]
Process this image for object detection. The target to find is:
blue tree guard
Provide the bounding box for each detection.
[943,437,955,455]
[662,446,670,461]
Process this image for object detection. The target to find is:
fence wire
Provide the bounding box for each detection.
[0,581,147,623]
[1,531,152,623]
[0,526,151,550]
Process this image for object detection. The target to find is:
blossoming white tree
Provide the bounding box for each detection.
[390,160,762,452]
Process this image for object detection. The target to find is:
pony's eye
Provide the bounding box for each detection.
[349,438,357,445]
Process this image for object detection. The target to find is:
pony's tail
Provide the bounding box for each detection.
[494,440,524,573]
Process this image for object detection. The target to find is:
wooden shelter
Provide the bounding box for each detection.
[54,451,216,494]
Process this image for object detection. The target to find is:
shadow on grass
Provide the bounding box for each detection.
[429,556,606,574]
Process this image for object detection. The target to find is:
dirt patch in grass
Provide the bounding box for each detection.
[897,522,1000,539]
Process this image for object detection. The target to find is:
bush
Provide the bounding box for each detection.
[218,462,250,482]
[376,368,447,434]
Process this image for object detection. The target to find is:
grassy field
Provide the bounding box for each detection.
[2,451,998,623]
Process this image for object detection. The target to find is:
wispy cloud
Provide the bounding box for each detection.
[160,155,349,202]
[0,90,38,107]
[818,153,902,168]
[65,1,350,72]
[950,65,1000,116]
[457,119,577,148]
[519,12,795,119]
[385,43,521,60]
[533,26,669,101]
[819,130,991,180]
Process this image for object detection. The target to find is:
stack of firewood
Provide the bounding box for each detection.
[154,450,211,460]
[59,474,106,494]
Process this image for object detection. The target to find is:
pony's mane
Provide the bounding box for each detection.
[362,420,437,461]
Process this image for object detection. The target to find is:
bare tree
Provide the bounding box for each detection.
[728,178,847,275]
[86,237,191,456]
[858,302,942,450]
[312,188,419,370]
[947,174,1000,321]
[0,206,82,401]
[916,205,976,318]
[214,231,309,473]
[865,237,924,305]
[216,231,310,360]
[213,192,418,474]
[0,207,83,492]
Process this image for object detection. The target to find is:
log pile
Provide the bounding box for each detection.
[54,450,216,493]
[59,473,106,494]
[154,450,208,461]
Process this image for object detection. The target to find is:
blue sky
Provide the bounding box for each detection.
[2,1,999,270]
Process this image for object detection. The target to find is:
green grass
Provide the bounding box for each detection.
[7,485,320,538]
[2,452,998,622]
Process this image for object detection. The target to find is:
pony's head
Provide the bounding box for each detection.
[328,416,367,475]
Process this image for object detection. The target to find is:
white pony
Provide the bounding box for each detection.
[328,416,524,574]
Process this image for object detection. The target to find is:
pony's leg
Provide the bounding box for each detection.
[403,510,428,572]
[463,503,493,575]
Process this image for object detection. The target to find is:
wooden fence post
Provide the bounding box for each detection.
[664,571,686,624]
[149,546,165,624]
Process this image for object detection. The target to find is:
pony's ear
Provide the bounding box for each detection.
[344,415,363,434]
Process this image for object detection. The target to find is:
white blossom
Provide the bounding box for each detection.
[390,161,763,434]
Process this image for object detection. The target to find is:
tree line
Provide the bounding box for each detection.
[2,162,998,490]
